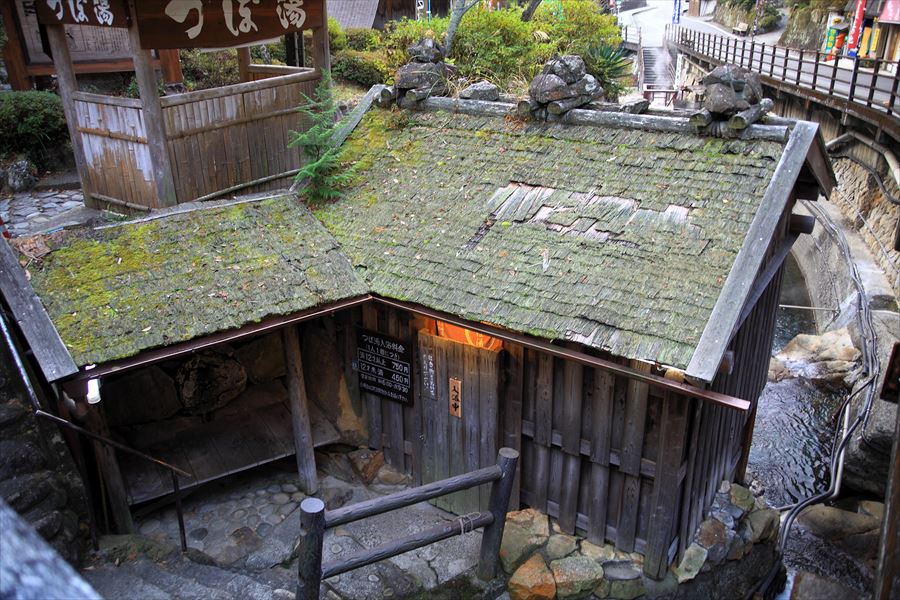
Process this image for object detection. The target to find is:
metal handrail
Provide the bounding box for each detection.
[0,309,191,551]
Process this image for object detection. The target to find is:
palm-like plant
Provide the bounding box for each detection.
[584,44,632,102]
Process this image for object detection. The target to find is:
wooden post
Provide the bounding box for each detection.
[874,402,900,600]
[309,0,331,73]
[296,497,326,600]
[75,393,135,534]
[477,448,519,581]
[158,49,185,92]
[283,325,319,494]
[126,0,178,207]
[0,2,31,90]
[236,47,252,83]
[44,25,96,209]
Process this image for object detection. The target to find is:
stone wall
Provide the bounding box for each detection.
[0,335,89,564]
[777,7,831,50]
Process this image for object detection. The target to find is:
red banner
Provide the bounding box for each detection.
[847,0,866,57]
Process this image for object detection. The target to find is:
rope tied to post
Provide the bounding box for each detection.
[456,512,482,537]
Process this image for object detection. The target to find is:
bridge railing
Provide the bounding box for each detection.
[666,24,899,116]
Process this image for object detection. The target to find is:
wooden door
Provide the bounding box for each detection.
[418,331,500,515]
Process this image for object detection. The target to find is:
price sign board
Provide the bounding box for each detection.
[357,328,413,405]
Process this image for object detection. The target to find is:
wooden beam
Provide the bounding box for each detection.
[158,49,184,87]
[126,0,177,207]
[0,240,78,383]
[25,58,161,77]
[77,393,135,534]
[309,0,331,73]
[874,401,900,600]
[44,24,96,209]
[283,325,319,494]
[686,122,818,382]
[0,2,31,90]
[236,47,252,83]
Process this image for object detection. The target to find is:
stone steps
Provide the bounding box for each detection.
[83,552,296,600]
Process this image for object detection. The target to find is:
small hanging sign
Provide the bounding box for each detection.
[449,378,462,418]
[357,328,413,405]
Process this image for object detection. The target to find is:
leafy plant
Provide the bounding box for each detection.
[329,17,348,52]
[179,49,241,90]
[532,0,620,59]
[381,17,450,73]
[0,91,70,169]
[289,71,357,204]
[451,6,538,84]
[346,27,383,51]
[584,44,632,101]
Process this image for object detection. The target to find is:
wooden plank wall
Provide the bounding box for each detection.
[512,347,692,574]
[73,92,158,208]
[160,71,319,203]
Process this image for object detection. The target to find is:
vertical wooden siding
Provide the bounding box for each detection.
[73,93,158,208]
[160,70,320,203]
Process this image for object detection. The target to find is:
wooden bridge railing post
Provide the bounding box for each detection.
[781,47,789,81]
[749,40,756,71]
[867,60,879,107]
[848,55,861,103]
[812,51,820,91]
[888,60,900,116]
[740,39,747,68]
[829,52,839,95]
[769,43,776,77]
[297,498,326,600]
[477,448,520,581]
[796,50,804,85]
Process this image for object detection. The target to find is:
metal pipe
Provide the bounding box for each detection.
[827,131,900,189]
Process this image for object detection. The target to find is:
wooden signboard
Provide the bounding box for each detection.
[35,0,130,27]
[16,1,132,65]
[357,328,413,405]
[134,0,325,49]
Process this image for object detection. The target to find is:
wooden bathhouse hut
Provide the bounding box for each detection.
[0,86,834,579]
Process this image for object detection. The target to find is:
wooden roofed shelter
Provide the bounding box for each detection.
[34,0,332,213]
[0,89,836,580]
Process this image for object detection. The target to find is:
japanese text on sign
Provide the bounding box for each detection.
[357,328,413,405]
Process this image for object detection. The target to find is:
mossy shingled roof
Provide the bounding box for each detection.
[26,199,368,366]
[317,108,786,369]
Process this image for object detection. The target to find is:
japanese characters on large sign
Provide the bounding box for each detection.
[22,1,132,64]
[35,0,130,27]
[134,0,324,49]
[357,328,414,405]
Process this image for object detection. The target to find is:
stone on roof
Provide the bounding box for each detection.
[25,198,368,367]
[317,108,787,369]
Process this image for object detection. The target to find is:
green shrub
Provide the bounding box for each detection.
[533,0,621,59]
[381,17,450,74]
[333,50,390,87]
[251,39,287,64]
[329,17,348,52]
[346,27,383,51]
[0,91,69,168]
[179,48,241,90]
[584,44,632,101]
[450,7,537,84]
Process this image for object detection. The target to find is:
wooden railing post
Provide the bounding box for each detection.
[812,50,820,91]
[888,61,900,115]
[297,498,326,600]
[848,55,861,103]
[477,448,519,581]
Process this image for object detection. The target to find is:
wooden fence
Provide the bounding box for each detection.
[71,68,319,211]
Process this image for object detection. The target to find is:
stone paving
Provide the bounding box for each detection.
[0,189,86,237]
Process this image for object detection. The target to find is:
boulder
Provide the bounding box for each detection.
[620,98,650,114]
[544,534,577,560]
[234,332,285,383]
[508,554,556,600]
[376,463,408,485]
[601,560,641,581]
[348,449,384,484]
[789,570,860,600]
[608,578,645,600]
[857,500,884,520]
[500,509,550,574]
[103,366,181,427]
[774,328,860,385]
[696,518,727,550]
[703,83,749,116]
[565,74,602,98]
[529,74,574,104]
[797,504,881,560]
[4,159,37,193]
[315,451,356,482]
[549,555,604,599]
[579,540,616,564]
[729,484,755,516]
[543,55,586,84]
[747,508,780,543]
[843,397,897,496]
[673,543,707,583]
[395,62,449,93]
[459,80,501,101]
[176,352,247,415]
[408,38,445,63]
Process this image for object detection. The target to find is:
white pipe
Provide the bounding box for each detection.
[827,131,900,189]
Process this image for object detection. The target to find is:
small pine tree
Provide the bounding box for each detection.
[289,71,357,203]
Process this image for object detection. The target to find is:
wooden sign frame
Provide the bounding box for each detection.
[35,0,130,27]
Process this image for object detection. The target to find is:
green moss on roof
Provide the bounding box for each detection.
[28,198,367,366]
[318,108,785,369]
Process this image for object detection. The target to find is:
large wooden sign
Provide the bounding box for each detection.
[357,328,413,405]
[134,0,324,49]
[35,0,130,27]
